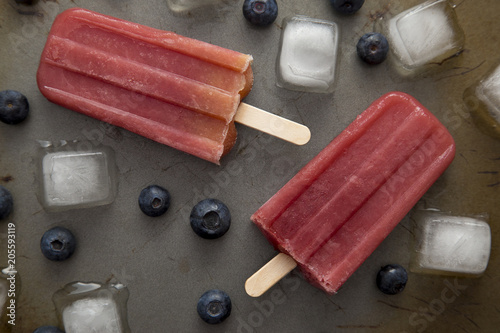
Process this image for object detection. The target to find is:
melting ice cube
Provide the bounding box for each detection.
[39,142,117,211]
[276,15,340,93]
[411,211,491,276]
[166,0,226,13]
[53,282,130,333]
[481,65,500,118]
[384,0,464,71]
[464,62,500,139]
[63,298,122,333]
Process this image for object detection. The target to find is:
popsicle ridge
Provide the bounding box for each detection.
[40,84,234,163]
[251,92,455,294]
[37,8,253,164]
[70,8,253,73]
[286,113,435,263]
[64,15,254,97]
[43,36,240,122]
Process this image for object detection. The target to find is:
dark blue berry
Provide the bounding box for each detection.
[0,186,13,220]
[197,289,232,324]
[190,199,230,239]
[331,0,365,15]
[40,227,76,261]
[0,90,29,125]
[33,326,65,333]
[376,264,408,295]
[357,32,389,65]
[243,0,278,26]
[138,185,171,217]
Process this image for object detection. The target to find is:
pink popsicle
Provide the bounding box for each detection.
[37,8,253,164]
[249,92,455,295]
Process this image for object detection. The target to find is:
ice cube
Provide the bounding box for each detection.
[383,0,464,71]
[63,298,122,333]
[166,0,226,13]
[481,65,500,116]
[38,142,117,211]
[464,62,500,139]
[53,282,130,333]
[43,152,109,202]
[411,211,491,276]
[276,15,340,93]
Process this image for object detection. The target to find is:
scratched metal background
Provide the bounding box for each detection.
[0,0,499,332]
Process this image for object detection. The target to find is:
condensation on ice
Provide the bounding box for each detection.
[166,0,227,13]
[478,64,500,123]
[42,151,111,207]
[277,15,339,93]
[411,211,491,276]
[63,297,123,333]
[386,0,464,69]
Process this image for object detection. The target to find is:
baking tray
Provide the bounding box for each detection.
[0,0,499,332]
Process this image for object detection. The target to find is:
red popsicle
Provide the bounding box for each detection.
[246,92,456,296]
[37,8,310,164]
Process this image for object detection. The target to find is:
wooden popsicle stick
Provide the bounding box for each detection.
[245,253,297,297]
[235,103,311,145]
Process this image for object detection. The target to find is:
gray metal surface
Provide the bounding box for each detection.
[0,0,498,332]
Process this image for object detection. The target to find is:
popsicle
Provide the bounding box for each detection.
[246,92,455,296]
[36,8,310,164]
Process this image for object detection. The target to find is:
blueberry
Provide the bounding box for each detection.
[330,0,365,15]
[197,289,232,324]
[243,0,278,26]
[15,0,35,4]
[0,90,30,125]
[40,227,76,261]
[190,199,230,239]
[0,186,13,220]
[138,185,171,217]
[376,264,408,295]
[357,32,389,65]
[33,326,65,333]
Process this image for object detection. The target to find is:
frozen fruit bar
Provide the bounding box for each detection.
[251,92,455,294]
[37,8,253,164]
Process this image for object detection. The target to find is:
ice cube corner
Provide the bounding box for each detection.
[463,61,500,140]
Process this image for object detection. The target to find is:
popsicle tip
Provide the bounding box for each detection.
[244,253,297,298]
[245,279,264,298]
[296,127,311,145]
